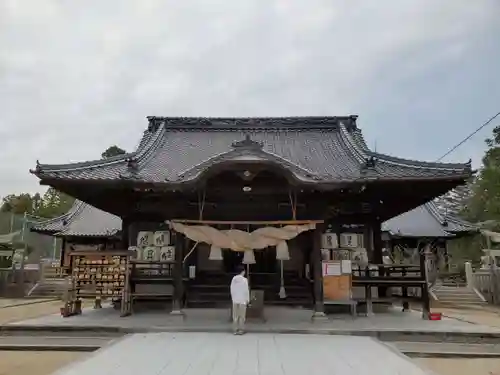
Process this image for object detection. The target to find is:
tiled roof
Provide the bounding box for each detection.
[31,116,472,185]
[31,200,121,238]
[31,201,85,234]
[382,199,477,238]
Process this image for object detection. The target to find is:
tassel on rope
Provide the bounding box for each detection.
[276,241,290,260]
[242,250,256,264]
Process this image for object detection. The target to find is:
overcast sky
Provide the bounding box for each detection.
[1,1,499,199]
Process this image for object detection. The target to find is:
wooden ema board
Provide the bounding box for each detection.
[62,251,131,317]
[322,261,352,300]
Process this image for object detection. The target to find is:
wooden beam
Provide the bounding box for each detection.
[170,219,324,225]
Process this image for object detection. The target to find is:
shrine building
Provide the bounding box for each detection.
[31,116,473,317]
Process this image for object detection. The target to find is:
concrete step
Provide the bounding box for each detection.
[0,335,117,351]
[388,341,500,358]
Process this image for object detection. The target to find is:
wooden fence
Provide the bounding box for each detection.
[470,267,500,304]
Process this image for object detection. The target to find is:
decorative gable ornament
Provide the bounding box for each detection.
[321,233,338,249]
[231,134,263,151]
[153,231,170,247]
[340,233,359,248]
[137,231,154,247]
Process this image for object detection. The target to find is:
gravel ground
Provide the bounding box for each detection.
[415,358,500,375]
[0,300,63,325]
[0,351,87,375]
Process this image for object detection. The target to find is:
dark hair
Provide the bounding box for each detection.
[236,265,245,274]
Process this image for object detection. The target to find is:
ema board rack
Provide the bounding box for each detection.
[61,250,131,317]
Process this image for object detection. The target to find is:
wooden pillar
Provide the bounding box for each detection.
[372,220,388,298]
[372,220,383,264]
[171,231,184,315]
[420,248,430,319]
[59,238,67,268]
[121,217,130,250]
[312,224,326,320]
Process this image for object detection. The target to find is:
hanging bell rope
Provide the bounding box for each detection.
[242,224,256,265]
[184,189,205,263]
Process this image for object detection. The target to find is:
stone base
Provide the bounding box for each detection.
[170,309,185,318]
[311,311,328,322]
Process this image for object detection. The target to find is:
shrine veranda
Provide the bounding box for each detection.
[30,116,473,318]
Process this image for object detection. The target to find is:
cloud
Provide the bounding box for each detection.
[0,0,499,198]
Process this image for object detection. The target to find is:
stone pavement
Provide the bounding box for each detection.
[8,305,500,336]
[52,332,434,375]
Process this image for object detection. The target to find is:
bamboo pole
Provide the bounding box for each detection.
[170,219,323,225]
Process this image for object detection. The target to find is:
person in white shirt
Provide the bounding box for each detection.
[230,265,249,335]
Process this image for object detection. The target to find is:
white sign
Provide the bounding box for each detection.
[160,246,175,261]
[137,231,154,247]
[341,259,352,274]
[322,233,338,249]
[323,262,341,276]
[153,231,170,247]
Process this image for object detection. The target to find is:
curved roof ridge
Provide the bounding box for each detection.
[351,128,370,152]
[337,122,368,163]
[32,117,166,174]
[134,122,167,167]
[149,116,358,130]
[368,150,471,171]
[33,153,132,173]
[31,199,86,233]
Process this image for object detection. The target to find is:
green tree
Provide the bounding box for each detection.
[101,145,126,159]
[463,125,500,224]
[35,188,75,218]
[1,145,126,218]
[0,194,35,214]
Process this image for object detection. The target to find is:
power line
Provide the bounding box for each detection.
[436,111,500,162]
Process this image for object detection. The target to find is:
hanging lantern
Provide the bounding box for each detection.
[242,250,256,264]
[276,241,290,260]
[209,245,223,261]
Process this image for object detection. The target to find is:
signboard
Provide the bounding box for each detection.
[322,260,353,301]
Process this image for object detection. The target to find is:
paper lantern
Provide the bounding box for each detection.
[137,231,154,247]
[153,231,170,247]
[160,246,175,261]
